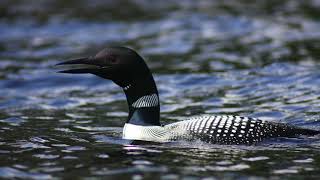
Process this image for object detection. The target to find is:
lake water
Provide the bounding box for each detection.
[1,0,320,179]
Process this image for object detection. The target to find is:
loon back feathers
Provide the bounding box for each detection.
[123,115,319,145]
[56,46,320,145]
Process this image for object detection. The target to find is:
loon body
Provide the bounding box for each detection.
[56,47,319,145]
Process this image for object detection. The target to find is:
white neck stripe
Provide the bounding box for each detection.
[132,93,159,108]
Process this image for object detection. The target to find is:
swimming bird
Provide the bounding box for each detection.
[56,47,319,145]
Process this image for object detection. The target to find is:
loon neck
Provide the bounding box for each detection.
[123,75,160,126]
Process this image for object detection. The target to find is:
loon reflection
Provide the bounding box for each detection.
[56,47,319,145]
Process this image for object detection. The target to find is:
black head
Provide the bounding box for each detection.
[56,47,151,87]
[57,46,160,126]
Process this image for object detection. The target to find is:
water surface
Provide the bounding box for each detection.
[1,0,320,179]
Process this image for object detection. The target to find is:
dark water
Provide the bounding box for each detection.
[1,0,320,179]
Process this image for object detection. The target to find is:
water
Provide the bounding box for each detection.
[1,0,320,179]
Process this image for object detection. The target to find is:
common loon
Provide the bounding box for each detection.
[56,46,320,145]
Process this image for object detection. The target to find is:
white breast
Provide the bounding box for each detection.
[122,122,189,142]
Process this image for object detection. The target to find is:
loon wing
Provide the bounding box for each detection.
[165,115,319,145]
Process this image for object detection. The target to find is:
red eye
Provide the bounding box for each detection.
[109,55,117,63]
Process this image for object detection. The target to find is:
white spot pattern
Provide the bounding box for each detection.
[123,115,313,145]
[123,84,132,90]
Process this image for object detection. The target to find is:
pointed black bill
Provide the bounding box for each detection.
[57,68,95,74]
[55,57,102,74]
[55,57,91,66]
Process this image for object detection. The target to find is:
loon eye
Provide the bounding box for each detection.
[108,55,118,64]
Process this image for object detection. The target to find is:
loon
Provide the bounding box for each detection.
[56,46,320,145]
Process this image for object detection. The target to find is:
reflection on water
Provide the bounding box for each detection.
[1,0,320,179]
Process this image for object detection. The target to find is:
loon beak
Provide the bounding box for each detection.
[56,57,102,74]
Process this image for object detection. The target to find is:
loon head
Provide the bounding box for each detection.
[57,47,151,88]
[57,47,160,126]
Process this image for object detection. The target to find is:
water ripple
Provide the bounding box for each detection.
[1,0,320,179]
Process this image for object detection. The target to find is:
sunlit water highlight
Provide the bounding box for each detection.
[1,0,320,179]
